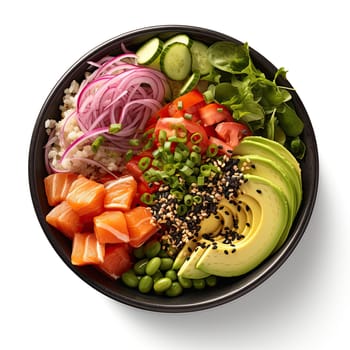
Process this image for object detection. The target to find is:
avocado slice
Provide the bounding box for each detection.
[234,154,296,216]
[233,138,302,211]
[177,245,210,279]
[196,174,289,277]
[245,136,301,178]
[234,154,295,249]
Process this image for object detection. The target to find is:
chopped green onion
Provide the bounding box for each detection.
[217,107,224,113]
[184,113,192,120]
[164,141,172,153]
[190,151,201,165]
[91,135,105,153]
[190,132,203,144]
[152,147,163,159]
[125,149,134,162]
[170,189,184,201]
[179,164,193,177]
[184,194,193,207]
[192,145,201,153]
[163,163,176,176]
[140,193,155,205]
[193,195,202,204]
[177,100,183,110]
[152,159,163,168]
[142,137,154,151]
[177,204,187,216]
[185,175,197,185]
[197,176,205,186]
[200,164,212,177]
[174,150,183,162]
[138,157,151,171]
[109,123,122,133]
[185,159,195,168]
[158,130,167,145]
[129,138,140,147]
[206,143,218,157]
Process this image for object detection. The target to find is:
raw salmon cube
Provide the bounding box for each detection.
[71,233,105,266]
[44,172,78,206]
[104,175,137,211]
[66,175,105,217]
[124,206,158,248]
[94,211,129,244]
[46,201,83,240]
[98,244,132,279]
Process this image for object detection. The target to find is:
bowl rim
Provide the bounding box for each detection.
[28,24,319,312]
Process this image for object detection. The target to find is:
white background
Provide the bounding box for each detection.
[1,1,349,349]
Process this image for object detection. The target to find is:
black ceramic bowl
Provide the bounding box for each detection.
[28,25,318,312]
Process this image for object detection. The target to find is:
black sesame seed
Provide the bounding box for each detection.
[256,189,262,194]
[224,250,229,255]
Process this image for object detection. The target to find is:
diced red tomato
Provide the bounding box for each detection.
[199,103,232,126]
[71,233,105,266]
[154,117,209,153]
[168,90,206,117]
[104,175,137,211]
[46,200,83,240]
[125,151,153,180]
[94,211,129,244]
[125,206,159,248]
[44,172,78,206]
[98,243,132,279]
[66,175,105,217]
[208,136,234,156]
[145,102,171,128]
[215,121,252,148]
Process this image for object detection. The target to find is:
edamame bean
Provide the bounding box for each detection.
[144,240,161,258]
[192,278,206,290]
[138,275,153,293]
[153,277,172,293]
[158,250,170,258]
[152,270,163,282]
[121,270,139,288]
[178,275,192,289]
[133,246,145,259]
[205,275,217,287]
[165,282,183,297]
[160,257,174,271]
[165,269,177,281]
[145,257,161,276]
[133,258,149,275]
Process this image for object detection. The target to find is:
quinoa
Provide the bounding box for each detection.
[45,79,125,179]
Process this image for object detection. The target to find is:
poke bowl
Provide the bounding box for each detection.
[28,25,318,312]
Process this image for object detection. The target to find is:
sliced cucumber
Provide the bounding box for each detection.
[160,42,192,81]
[179,71,200,95]
[190,40,212,76]
[136,37,163,65]
[164,34,193,48]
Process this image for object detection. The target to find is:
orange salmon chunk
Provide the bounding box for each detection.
[66,175,105,217]
[94,211,130,244]
[71,233,105,266]
[104,175,137,211]
[44,172,78,206]
[45,201,83,240]
[98,244,132,279]
[124,206,159,248]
